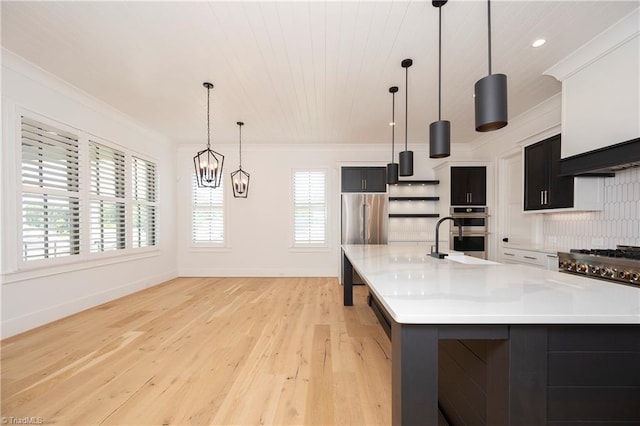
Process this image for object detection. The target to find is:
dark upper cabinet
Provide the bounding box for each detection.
[341,167,387,193]
[450,167,486,205]
[524,134,574,210]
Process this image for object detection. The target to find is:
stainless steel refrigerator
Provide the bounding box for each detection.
[341,194,388,283]
[341,194,388,244]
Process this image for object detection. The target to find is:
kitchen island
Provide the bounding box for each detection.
[342,244,640,426]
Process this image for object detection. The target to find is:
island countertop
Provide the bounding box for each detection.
[342,243,640,325]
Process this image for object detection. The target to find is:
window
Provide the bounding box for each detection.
[17,114,159,267]
[89,141,125,252]
[132,157,157,248]
[191,174,224,245]
[21,117,80,261]
[292,170,327,246]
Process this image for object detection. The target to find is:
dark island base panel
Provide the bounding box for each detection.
[399,325,640,426]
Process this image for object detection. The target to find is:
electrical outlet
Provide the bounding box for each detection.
[591,237,605,248]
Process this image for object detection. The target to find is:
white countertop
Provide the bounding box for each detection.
[342,244,640,325]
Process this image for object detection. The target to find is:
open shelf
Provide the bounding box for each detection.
[389,213,440,218]
[391,180,440,185]
[389,197,440,201]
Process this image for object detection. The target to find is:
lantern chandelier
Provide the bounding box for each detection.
[230,121,250,198]
[193,82,224,188]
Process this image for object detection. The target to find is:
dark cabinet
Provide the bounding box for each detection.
[450,167,486,205]
[341,167,387,192]
[524,134,574,210]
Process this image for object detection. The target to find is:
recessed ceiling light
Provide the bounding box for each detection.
[532,39,546,48]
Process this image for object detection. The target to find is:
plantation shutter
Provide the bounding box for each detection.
[89,141,126,252]
[191,174,224,244]
[293,170,326,246]
[21,117,81,261]
[132,157,157,248]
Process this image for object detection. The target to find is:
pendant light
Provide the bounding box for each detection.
[474,0,508,132]
[193,82,224,188]
[399,58,414,177]
[387,86,399,184]
[430,0,450,159]
[230,121,250,198]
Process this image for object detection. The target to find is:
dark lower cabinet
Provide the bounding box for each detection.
[341,166,387,192]
[451,167,486,206]
[524,134,574,210]
[437,326,640,425]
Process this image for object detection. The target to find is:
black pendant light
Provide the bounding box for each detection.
[399,58,414,177]
[193,82,224,188]
[230,121,250,198]
[430,0,450,159]
[387,86,400,184]
[474,0,508,132]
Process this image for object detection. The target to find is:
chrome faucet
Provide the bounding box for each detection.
[430,216,462,259]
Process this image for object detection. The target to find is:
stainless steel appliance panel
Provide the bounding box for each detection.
[341,194,388,244]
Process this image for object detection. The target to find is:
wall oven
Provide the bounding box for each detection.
[449,207,488,259]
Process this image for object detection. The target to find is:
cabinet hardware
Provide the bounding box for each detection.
[503,252,515,256]
[540,191,544,205]
[524,255,537,260]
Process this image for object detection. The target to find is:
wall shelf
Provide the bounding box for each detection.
[389,197,440,201]
[389,213,440,218]
[388,179,441,242]
[391,180,440,185]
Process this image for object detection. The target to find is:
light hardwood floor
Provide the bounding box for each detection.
[1,277,392,425]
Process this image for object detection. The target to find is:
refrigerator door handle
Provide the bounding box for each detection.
[362,203,368,242]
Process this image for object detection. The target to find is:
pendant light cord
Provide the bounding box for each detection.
[238,124,242,169]
[404,66,408,150]
[391,91,396,162]
[206,85,211,149]
[438,4,442,121]
[487,0,492,75]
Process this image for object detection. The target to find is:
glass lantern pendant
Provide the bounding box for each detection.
[194,82,224,188]
[231,121,250,198]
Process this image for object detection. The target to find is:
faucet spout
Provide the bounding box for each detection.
[430,216,461,259]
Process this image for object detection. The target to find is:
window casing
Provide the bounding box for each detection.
[292,170,327,247]
[191,174,224,245]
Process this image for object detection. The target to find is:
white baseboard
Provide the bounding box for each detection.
[1,270,178,339]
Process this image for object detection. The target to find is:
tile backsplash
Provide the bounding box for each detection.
[543,167,640,249]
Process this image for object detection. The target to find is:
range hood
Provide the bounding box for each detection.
[560,137,640,176]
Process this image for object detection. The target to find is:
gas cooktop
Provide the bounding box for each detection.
[558,245,640,287]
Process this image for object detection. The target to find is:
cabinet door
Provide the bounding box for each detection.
[341,167,364,192]
[524,141,548,210]
[364,167,387,192]
[451,167,486,205]
[466,167,486,205]
[450,167,469,205]
[547,136,574,209]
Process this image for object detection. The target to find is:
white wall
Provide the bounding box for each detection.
[1,50,178,338]
[177,142,456,277]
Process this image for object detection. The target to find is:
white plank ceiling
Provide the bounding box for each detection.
[2,1,638,147]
